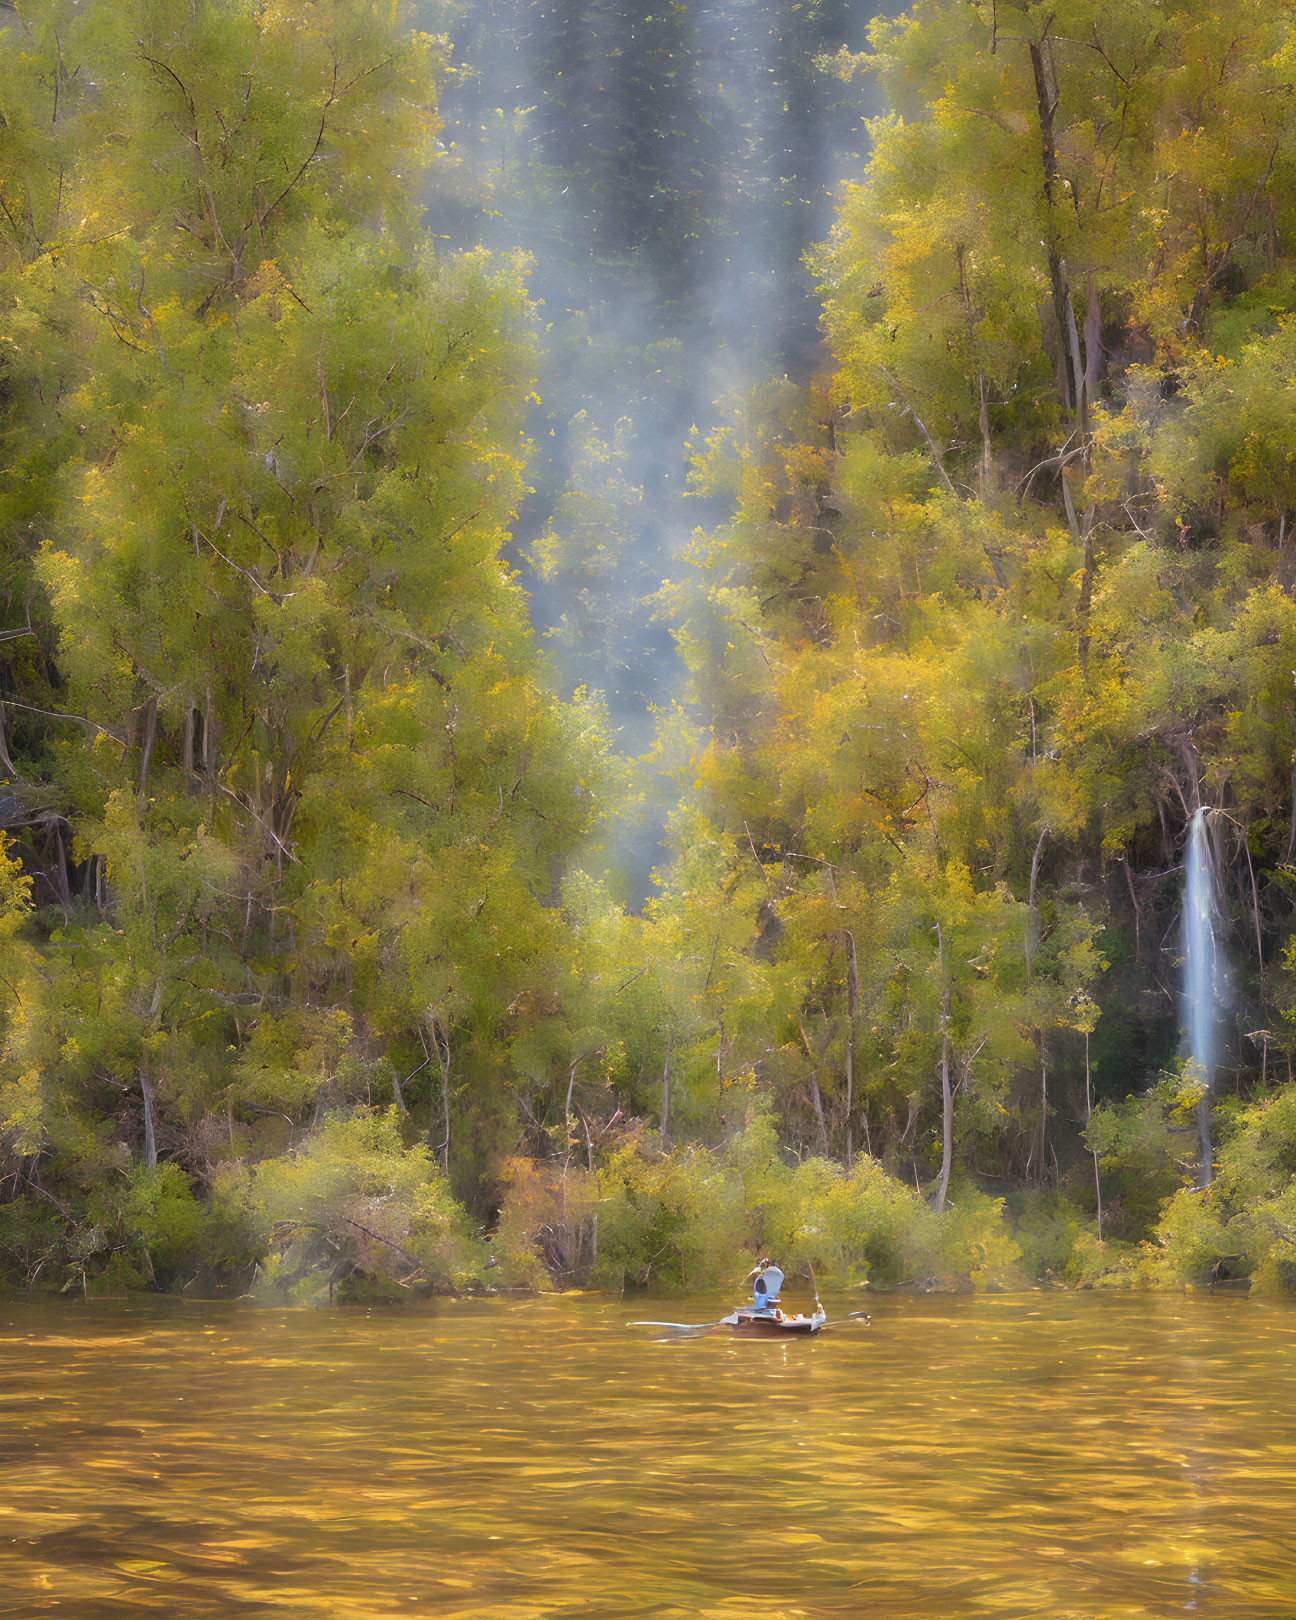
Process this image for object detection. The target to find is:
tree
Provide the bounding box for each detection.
[0,0,613,1286]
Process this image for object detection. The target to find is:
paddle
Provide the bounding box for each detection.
[629,1318,730,1333]
[797,1263,871,1331]
[819,1310,872,1331]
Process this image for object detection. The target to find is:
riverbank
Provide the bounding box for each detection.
[6,1096,1294,1305]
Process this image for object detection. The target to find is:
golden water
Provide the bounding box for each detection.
[2,1291,1295,1617]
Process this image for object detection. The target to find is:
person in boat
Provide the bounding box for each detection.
[747,1258,785,1317]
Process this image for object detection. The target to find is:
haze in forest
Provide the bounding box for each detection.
[430,0,880,902]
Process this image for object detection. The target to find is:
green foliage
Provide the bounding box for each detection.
[0,0,612,1295]
[0,1161,257,1297]
[626,0,1296,1286]
[1085,1077,1201,1243]
[1005,1189,1085,1282]
[242,1111,485,1304]
[1003,1187,1145,1288]
[5,0,1296,1303]
[1151,1090,1296,1294]
[496,1112,1023,1293]
[82,1164,207,1291]
[0,1195,66,1292]
[591,1138,748,1291]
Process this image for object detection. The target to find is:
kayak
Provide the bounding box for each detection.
[630,1261,865,1337]
[720,1304,828,1335]
[630,1302,864,1336]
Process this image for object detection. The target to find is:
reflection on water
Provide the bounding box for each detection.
[1,1292,1296,1617]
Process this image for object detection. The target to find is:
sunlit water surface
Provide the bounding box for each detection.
[1,1291,1295,1618]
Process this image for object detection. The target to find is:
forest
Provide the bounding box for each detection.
[2,0,1296,1304]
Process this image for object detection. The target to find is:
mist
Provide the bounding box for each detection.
[427,0,884,903]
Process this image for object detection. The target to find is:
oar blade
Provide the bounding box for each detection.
[818,1311,872,1332]
[629,1319,726,1333]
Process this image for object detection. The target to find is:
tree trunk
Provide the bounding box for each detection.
[1036,1032,1049,1184]
[182,703,197,776]
[1025,826,1050,982]
[559,1051,588,1270]
[435,1019,452,1174]
[1064,287,1087,441]
[1077,507,1096,678]
[956,242,994,498]
[1028,39,1079,418]
[1085,1029,1103,1245]
[140,1071,158,1170]
[844,929,859,1165]
[137,695,159,794]
[0,702,20,781]
[1241,819,1264,980]
[1121,856,1143,961]
[50,817,73,923]
[565,1054,578,1129]
[661,1025,672,1147]
[1287,757,1296,864]
[1083,272,1102,407]
[204,683,217,778]
[932,922,953,1212]
[809,1070,828,1152]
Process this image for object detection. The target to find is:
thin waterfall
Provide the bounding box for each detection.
[1183,807,1227,1186]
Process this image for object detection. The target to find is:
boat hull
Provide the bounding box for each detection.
[721,1306,827,1335]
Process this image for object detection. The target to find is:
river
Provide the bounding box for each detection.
[2,1291,1294,1617]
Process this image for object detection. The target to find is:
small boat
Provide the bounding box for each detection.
[720,1301,828,1335]
[720,1262,824,1333]
[630,1259,868,1338]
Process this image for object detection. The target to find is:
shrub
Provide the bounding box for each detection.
[240,1109,485,1303]
[1149,1089,1296,1293]
[493,1109,1023,1292]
